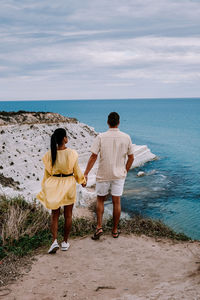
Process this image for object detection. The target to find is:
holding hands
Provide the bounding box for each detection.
[81,153,97,188]
[81,173,88,187]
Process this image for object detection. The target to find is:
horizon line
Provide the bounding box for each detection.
[0,96,200,102]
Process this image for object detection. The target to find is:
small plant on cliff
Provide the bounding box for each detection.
[0,195,50,258]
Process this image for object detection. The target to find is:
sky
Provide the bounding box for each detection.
[0,0,200,101]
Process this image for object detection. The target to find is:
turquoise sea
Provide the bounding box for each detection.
[0,98,200,239]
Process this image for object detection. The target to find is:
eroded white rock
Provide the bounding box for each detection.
[0,120,156,210]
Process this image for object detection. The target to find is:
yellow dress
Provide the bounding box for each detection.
[37,148,86,210]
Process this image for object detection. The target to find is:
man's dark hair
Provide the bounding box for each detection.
[107,112,120,127]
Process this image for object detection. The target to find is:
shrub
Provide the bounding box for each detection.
[0,196,50,248]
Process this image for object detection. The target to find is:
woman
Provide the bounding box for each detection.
[37,128,86,254]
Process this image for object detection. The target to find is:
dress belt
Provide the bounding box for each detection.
[52,173,73,177]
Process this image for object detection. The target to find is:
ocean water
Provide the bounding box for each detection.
[1,98,200,239]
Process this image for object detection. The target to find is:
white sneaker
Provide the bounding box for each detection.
[48,240,59,254]
[61,241,70,251]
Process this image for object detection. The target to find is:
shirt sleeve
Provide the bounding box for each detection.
[73,158,86,185]
[127,136,134,155]
[90,135,101,155]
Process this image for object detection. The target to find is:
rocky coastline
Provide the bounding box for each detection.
[0,111,156,209]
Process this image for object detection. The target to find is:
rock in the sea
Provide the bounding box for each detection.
[137,171,146,177]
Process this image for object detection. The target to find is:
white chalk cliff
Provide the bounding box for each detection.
[0,112,156,208]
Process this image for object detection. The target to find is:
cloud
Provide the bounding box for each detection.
[0,0,200,100]
[117,69,200,84]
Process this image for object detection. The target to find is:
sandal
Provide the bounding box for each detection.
[112,230,120,238]
[91,227,103,240]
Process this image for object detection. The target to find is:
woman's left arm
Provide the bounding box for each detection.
[73,158,86,186]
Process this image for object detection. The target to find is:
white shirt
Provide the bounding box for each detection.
[91,128,133,182]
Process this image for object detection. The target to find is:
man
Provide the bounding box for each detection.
[84,112,134,239]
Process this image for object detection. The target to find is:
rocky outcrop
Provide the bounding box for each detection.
[0,120,96,201]
[0,173,20,190]
[0,111,78,126]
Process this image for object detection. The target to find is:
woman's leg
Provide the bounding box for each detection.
[64,204,74,242]
[51,208,60,241]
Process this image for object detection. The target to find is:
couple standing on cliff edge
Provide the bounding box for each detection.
[37,112,134,254]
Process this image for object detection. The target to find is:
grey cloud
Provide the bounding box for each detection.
[0,0,200,100]
[1,0,200,35]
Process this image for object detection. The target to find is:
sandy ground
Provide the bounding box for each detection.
[2,234,200,300]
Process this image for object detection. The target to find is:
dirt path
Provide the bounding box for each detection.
[3,235,200,300]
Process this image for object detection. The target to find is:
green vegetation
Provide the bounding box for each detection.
[0,195,50,259]
[0,195,190,260]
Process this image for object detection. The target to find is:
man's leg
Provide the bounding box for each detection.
[91,195,106,240]
[92,181,109,239]
[112,196,121,234]
[96,195,106,230]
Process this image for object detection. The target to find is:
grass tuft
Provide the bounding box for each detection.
[0,195,50,258]
[118,216,190,241]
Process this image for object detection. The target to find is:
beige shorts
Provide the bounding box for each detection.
[96,179,125,197]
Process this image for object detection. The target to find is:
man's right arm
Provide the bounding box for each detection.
[126,135,134,172]
[84,135,101,183]
[126,154,134,172]
[84,153,98,182]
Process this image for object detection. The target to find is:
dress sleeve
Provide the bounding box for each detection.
[41,169,51,188]
[90,135,101,155]
[42,151,52,174]
[73,158,86,185]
